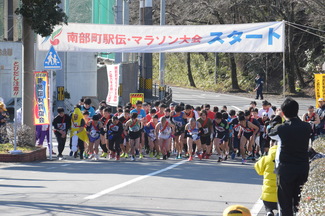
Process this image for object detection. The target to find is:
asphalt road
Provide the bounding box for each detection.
[0,87,314,216]
[171,86,315,116]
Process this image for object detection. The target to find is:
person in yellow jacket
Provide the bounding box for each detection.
[70,108,89,159]
[254,145,278,216]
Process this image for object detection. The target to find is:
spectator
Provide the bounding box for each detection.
[269,97,311,216]
[223,205,251,216]
[254,145,278,216]
[316,98,325,135]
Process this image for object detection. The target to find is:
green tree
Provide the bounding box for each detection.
[15,0,68,37]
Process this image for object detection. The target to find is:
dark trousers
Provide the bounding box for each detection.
[277,165,309,216]
[263,200,277,212]
[55,132,66,155]
[100,140,108,153]
[109,137,121,155]
[256,88,263,99]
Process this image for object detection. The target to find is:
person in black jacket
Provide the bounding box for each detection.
[107,116,124,160]
[53,107,71,160]
[269,98,311,216]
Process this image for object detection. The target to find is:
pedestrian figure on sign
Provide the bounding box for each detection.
[53,54,59,65]
[254,73,264,100]
[46,52,53,65]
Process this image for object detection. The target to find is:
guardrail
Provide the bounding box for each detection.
[153,84,173,105]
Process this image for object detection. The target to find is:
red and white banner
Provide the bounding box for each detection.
[106,65,120,107]
[37,21,284,53]
[11,60,22,98]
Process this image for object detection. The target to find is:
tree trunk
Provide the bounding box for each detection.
[187,53,196,87]
[228,53,240,90]
[286,1,296,93]
[22,15,36,143]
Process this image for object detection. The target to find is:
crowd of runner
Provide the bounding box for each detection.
[52,97,319,164]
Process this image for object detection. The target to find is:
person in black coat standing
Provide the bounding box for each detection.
[254,73,264,100]
[269,98,311,216]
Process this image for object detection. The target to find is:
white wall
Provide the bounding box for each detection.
[35,48,97,105]
[0,42,22,104]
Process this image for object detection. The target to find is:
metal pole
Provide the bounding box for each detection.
[14,97,17,151]
[143,0,153,98]
[282,20,286,97]
[159,0,165,100]
[49,70,53,160]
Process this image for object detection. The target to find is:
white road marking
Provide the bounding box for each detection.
[250,198,263,216]
[61,164,70,167]
[231,105,242,111]
[0,179,5,182]
[84,160,187,200]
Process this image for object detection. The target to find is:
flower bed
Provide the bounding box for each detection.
[0,147,47,162]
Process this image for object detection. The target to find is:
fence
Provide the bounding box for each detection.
[152,84,173,105]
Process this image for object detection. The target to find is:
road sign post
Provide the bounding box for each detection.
[44,46,62,160]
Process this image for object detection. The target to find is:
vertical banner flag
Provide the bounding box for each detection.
[37,21,284,53]
[314,74,325,107]
[34,71,50,125]
[11,60,22,98]
[106,64,120,106]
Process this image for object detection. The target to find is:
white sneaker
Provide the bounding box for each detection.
[95,154,99,161]
[88,154,93,159]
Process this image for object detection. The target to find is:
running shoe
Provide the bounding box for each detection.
[167,151,170,158]
[139,153,144,159]
[156,154,160,160]
[266,211,274,216]
[231,152,236,160]
[198,154,203,160]
[69,151,73,157]
[120,152,125,158]
[124,153,129,158]
[247,155,254,160]
[74,152,78,158]
[163,155,167,160]
[112,152,116,159]
[149,151,154,158]
[241,159,247,164]
[83,153,89,159]
[188,156,193,161]
[205,154,210,159]
[131,155,135,161]
[224,155,228,161]
[88,154,93,159]
[116,155,120,161]
[251,156,256,161]
[100,152,108,158]
[217,157,222,162]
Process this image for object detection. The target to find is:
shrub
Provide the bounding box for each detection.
[298,138,325,216]
[5,124,34,147]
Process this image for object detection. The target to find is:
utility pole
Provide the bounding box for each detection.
[115,0,123,64]
[159,0,165,100]
[22,7,35,142]
[143,0,153,98]
[122,0,129,62]
[139,0,145,93]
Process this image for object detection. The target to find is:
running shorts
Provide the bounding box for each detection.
[200,136,211,145]
[129,131,141,140]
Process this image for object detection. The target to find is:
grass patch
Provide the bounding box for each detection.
[0,143,38,154]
